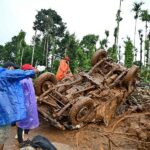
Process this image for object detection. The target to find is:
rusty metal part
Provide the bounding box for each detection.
[38,106,65,130]
[54,90,69,104]
[88,59,105,75]
[109,70,127,88]
[38,88,54,101]
[53,99,75,118]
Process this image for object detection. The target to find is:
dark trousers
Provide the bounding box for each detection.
[17,127,30,143]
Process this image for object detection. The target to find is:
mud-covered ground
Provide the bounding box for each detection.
[5,84,150,150]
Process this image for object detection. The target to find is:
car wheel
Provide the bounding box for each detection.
[91,49,107,66]
[34,72,57,96]
[69,97,94,125]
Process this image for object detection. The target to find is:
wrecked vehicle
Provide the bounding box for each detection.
[34,50,139,130]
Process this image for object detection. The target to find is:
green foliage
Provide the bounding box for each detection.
[76,47,91,72]
[33,9,66,36]
[100,39,107,49]
[144,39,150,67]
[22,45,33,64]
[33,8,67,68]
[80,34,99,51]
[132,2,144,19]
[107,45,118,62]
[52,59,59,74]
[140,9,150,22]
[79,34,99,71]
[140,66,150,82]
[124,37,134,68]
[133,60,142,67]
[65,33,79,73]
[0,45,4,62]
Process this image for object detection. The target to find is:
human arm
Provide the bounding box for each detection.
[0,69,37,80]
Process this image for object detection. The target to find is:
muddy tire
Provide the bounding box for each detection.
[69,97,94,125]
[34,72,57,96]
[91,49,107,66]
[123,65,139,85]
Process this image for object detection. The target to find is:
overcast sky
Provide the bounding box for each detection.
[0,0,150,50]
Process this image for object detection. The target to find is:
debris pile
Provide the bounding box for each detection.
[34,50,139,130]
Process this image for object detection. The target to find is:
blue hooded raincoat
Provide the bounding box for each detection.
[0,68,35,126]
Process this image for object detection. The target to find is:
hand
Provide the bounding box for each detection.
[33,68,39,74]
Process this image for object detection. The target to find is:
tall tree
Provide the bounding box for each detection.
[0,45,4,63]
[80,34,99,54]
[31,30,37,65]
[132,1,144,61]
[80,34,99,71]
[124,37,134,68]
[58,32,79,73]
[18,31,26,66]
[115,0,124,47]
[145,31,150,68]
[107,45,118,62]
[99,30,109,49]
[140,9,150,65]
[140,10,150,40]
[33,8,66,68]
[138,29,144,69]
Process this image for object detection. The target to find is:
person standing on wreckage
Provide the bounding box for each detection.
[0,61,39,150]
[56,56,73,81]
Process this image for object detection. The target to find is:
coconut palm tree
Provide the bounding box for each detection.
[138,29,143,69]
[140,10,150,41]
[140,9,150,65]
[115,0,124,47]
[132,2,144,61]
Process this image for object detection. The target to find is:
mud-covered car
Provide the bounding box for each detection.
[34,50,139,130]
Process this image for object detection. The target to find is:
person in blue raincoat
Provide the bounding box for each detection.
[0,62,38,150]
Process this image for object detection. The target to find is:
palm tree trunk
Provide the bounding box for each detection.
[140,39,143,69]
[146,47,150,68]
[144,21,148,66]
[20,48,24,66]
[50,38,55,71]
[31,30,37,65]
[134,19,137,61]
[18,39,23,64]
[45,36,49,69]
[116,0,122,47]
[43,37,47,65]
[145,21,148,41]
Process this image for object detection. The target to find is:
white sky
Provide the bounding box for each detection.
[0,0,150,51]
